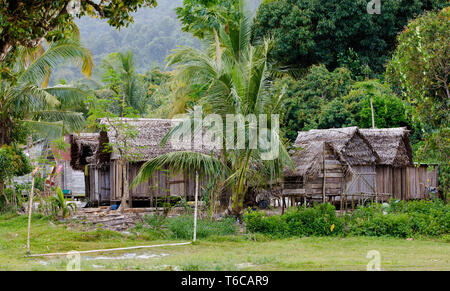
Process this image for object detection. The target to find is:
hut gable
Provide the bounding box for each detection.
[98,118,217,162]
[360,128,413,167]
[69,133,99,171]
[286,127,379,177]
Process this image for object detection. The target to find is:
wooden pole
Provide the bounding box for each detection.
[322,143,326,203]
[26,167,38,255]
[370,98,375,129]
[193,171,199,242]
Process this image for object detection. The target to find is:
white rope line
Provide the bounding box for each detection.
[26,242,192,258]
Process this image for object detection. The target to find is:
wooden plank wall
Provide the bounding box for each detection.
[407,165,438,199]
[375,165,438,200]
[99,168,111,202]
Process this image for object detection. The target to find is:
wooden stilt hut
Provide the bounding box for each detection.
[360,128,438,200]
[283,127,380,209]
[70,118,216,206]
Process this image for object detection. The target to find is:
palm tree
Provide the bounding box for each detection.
[100,51,146,116]
[0,30,93,203]
[132,10,293,215]
[0,35,93,146]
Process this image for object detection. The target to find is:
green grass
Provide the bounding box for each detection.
[0,213,449,270]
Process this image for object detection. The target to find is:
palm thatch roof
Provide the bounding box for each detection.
[359,127,413,167]
[98,118,218,163]
[285,127,379,178]
[69,133,100,171]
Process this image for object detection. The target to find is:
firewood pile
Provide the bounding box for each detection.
[66,206,186,232]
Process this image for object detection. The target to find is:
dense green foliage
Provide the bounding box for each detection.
[253,0,448,76]
[387,7,449,195]
[245,203,344,237]
[244,200,450,238]
[277,66,409,142]
[176,0,241,39]
[0,146,32,181]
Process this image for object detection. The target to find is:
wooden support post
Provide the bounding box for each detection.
[406,167,410,201]
[322,143,326,203]
[370,98,375,129]
[26,167,38,255]
[193,171,199,242]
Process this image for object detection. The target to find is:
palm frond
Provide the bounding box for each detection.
[32,110,85,132]
[18,38,93,85]
[131,151,228,188]
[44,86,90,108]
[22,120,64,139]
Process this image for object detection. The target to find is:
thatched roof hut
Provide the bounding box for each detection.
[97,118,218,163]
[359,127,413,167]
[69,133,99,171]
[285,127,379,178]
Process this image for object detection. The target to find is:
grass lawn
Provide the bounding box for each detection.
[0,213,448,271]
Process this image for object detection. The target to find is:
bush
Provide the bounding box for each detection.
[244,203,344,238]
[349,213,413,237]
[244,200,449,238]
[347,199,449,237]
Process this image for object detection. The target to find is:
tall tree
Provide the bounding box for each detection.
[0,0,157,62]
[133,12,293,215]
[176,0,242,68]
[387,7,449,195]
[100,51,146,116]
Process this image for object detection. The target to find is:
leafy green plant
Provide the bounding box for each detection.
[244,203,344,237]
[244,200,450,238]
[49,187,77,218]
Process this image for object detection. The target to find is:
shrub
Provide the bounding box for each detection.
[349,213,413,237]
[244,210,287,237]
[284,203,344,236]
[244,200,449,238]
[244,203,344,238]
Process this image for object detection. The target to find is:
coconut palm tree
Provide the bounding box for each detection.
[132,9,293,215]
[99,51,146,116]
[0,28,93,204]
[0,35,93,146]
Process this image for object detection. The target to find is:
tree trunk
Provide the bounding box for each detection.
[213,27,221,69]
[0,118,13,147]
[118,159,130,213]
[0,181,9,206]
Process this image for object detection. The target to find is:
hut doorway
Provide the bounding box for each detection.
[343,165,377,207]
